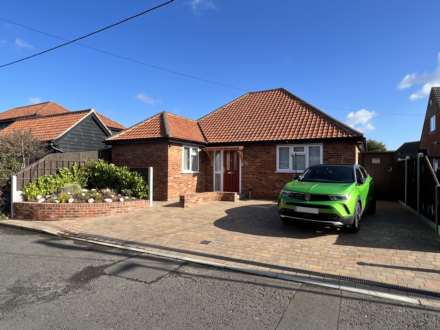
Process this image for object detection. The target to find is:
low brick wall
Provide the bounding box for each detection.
[13,200,149,221]
[179,192,238,208]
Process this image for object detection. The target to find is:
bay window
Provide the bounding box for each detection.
[182,146,199,173]
[276,144,323,173]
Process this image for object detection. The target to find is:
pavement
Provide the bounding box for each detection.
[0,226,439,329]
[2,200,440,300]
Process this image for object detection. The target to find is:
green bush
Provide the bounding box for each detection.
[22,161,148,201]
[82,160,148,199]
[59,183,82,195]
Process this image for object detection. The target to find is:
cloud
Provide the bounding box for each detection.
[190,0,216,14]
[345,109,376,132]
[136,93,158,105]
[398,53,440,101]
[28,97,42,104]
[15,37,34,49]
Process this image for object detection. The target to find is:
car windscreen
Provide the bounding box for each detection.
[300,166,354,183]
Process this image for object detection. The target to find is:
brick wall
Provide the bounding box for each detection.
[167,143,205,200]
[241,144,294,199]
[242,141,358,199]
[323,141,357,164]
[111,142,169,201]
[14,200,148,221]
[179,191,238,208]
[420,99,440,157]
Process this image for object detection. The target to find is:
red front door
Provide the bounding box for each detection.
[223,151,240,192]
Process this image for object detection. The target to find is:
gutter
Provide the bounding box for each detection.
[49,141,64,153]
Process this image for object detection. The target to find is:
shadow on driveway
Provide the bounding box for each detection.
[214,201,440,253]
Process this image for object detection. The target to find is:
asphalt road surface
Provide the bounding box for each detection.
[0,226,439,329]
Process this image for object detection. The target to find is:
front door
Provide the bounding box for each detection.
[223,151,240,193]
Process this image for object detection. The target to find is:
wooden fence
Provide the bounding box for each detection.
[15,151,99,190]
[398,155,440,236]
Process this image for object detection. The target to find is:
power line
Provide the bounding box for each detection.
[0,0,176,69]
[0,15,244,91]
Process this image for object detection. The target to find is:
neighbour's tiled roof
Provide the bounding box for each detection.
[108,112,205,143]
[0,102,125,131]
[0,110,96,141]
[97,113,125,130]
[198,88,362,143]
[0,102,69,121]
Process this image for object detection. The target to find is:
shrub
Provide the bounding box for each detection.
[22,163,85,201]
[59,183,82,195]
[22,161,148,201]
[82,160,148,199]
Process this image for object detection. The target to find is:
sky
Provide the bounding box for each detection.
[0,0,439,150]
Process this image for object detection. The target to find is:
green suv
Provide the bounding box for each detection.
[278,164,375,233]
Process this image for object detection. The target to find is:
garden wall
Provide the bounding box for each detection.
[179,192,238,208]
[13,200,148,221]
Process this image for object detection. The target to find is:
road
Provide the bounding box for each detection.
[0,226,439,329]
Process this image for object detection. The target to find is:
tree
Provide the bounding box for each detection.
[366,139,387,152]
[0,130,45,216]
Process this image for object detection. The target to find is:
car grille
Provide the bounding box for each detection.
[280,208,340,221]
[287,192,331,201]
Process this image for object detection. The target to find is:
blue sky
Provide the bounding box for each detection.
[0,0,439,149]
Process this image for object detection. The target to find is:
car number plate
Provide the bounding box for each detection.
[295,206,319,214]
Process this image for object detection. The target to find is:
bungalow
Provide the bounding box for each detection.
[107,88,365,200]
[420,87,440,170]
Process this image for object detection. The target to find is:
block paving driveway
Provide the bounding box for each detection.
[5,201,440,295]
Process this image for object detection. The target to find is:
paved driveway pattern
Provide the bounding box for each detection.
[4,201,440,294]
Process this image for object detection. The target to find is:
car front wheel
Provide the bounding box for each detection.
[344,202,361,233]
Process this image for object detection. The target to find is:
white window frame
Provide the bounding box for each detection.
[276,144,323,173]
[430,114,436,133]
[213,150,224,192]
[181,145,200,173]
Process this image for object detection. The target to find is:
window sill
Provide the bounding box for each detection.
[181,171,200,174]
[276,170,304,174]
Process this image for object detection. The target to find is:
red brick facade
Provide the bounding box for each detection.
[420,94,440,158]
[167,143,205,200]
[110,139,359,201]
[13,200,148,221]
[111,142,169,200]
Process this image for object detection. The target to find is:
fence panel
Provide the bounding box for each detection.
[419,157,437,222]
[14,151,99,190]
[406,158,418,211]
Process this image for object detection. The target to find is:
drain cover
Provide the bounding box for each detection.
[200,240,212,245]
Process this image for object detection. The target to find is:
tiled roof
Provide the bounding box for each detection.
[0,102,125,130]
[0,110,96,141]
[165,113,205,143]
[108,112,205,143]
[198,88,362,143]
[109,113,164,141]
[0,102,69,121]
[96,113,125,130]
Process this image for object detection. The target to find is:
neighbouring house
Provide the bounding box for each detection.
[420,87,440,170]
[0,101,125,133]
[107,88,364,201]
[0,109,113,153]
[395,141,420,160]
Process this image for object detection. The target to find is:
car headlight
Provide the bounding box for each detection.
[279,190,291,198]
[329,194,350,201]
